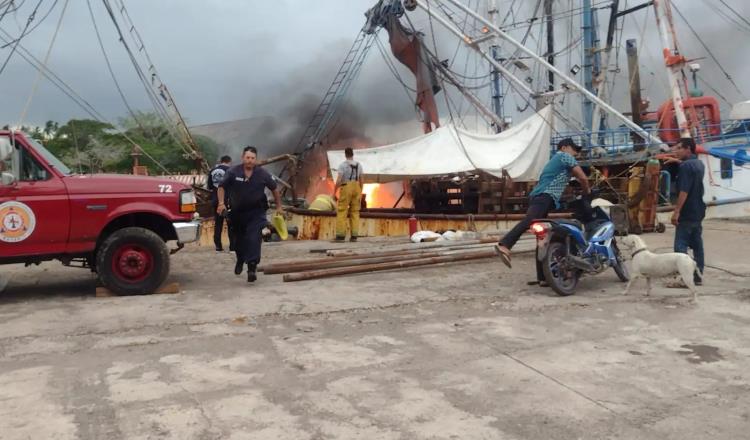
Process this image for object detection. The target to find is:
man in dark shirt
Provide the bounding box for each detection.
[217,146,283,282]
[669,137,706,284]
[207,155,232,252]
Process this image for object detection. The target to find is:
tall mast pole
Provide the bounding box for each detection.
[652,0,691,139]
[488,0,505,132]
[590,0,619,142]
[545,0,554,92]
[581,0,595,132]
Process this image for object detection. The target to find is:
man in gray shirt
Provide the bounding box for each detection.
[333,147,364,241]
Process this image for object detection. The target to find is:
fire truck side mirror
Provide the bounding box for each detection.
[1,172,15,186]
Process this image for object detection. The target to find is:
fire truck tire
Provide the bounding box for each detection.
[96,227,170,295]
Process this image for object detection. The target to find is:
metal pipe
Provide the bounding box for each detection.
[426,0,666,149]
[283,248,500,282]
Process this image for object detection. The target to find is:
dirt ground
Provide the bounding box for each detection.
[1,219,750,439]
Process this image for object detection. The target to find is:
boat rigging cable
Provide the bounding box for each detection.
[109,0,205,169]
[0,29,107,120]
[17,0,68,126]
[99,0,200,167]
[423,0,589,132]
[0,1,17,24]
[0,0,45,77]
[714,0,750,33]
[85,0,148,134]
[1,0,61,47]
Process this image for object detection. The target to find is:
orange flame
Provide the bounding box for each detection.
[361,183,380,208]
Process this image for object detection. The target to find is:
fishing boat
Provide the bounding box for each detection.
[280,0,750,239]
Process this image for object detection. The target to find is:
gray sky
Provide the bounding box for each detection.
[1,0,748,144]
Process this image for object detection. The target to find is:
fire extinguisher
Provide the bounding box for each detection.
[408,215,418,237]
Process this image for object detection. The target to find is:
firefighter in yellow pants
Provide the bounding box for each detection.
[334,147,363,242]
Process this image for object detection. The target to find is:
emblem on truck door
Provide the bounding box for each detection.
[0,201,36,243]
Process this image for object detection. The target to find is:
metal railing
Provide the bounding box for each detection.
[550,119,750,161]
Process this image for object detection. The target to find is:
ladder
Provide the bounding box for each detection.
[293,29,378,156]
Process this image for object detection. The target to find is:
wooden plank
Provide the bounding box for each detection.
[95,282,181,297]
[283,248,500,282]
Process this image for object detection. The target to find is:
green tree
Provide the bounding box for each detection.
[119,111,223,174]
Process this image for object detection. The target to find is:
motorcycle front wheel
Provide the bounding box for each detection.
[542,241,580,296]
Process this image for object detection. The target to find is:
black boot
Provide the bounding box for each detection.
[234,259,244,275]
[247,263,257,282]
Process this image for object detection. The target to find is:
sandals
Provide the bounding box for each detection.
[495,244,512,268]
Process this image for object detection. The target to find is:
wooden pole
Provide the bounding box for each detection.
[264,246,500,275]
[326,237,501,257]
[626,38,645,148]
[283,248,500,282]
[261,241,508,272]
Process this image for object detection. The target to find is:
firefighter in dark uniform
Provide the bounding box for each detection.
[217,146,283,282]
[207,155,232,251]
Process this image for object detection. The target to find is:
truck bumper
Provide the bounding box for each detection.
[173,220,201,244]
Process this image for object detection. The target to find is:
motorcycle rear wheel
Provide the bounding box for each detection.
[542,241,580,296]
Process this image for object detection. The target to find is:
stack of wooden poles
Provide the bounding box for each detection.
[259,235,535,282]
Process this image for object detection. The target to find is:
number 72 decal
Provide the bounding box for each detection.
[158,184,173,193]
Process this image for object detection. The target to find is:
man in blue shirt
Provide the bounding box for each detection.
[668,137,706,285]
[208,155,232,252]
[218,146,283,282]
[497,138,590,283]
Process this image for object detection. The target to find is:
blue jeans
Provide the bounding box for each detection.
[674,221,704,279]
[500,193,555,281]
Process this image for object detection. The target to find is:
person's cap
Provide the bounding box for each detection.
[557,137,581,152]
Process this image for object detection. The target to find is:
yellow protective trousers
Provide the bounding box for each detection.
[336,181,362,238]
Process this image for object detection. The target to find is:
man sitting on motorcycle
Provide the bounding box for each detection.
[496,138,591,283]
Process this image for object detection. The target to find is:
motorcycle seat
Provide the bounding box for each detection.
[584,220,609,240]
[554,219,583,229]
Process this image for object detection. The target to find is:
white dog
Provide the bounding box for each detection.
[619,235,702,302]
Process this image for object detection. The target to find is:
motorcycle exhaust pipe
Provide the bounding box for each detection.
[566,255,596,272]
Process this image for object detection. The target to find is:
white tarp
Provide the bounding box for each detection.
[730,100,750,120]
[328,105,552,183]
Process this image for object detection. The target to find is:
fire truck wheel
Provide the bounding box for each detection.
[96,227,170,295]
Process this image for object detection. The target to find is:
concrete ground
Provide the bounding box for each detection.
[1,219,750,439]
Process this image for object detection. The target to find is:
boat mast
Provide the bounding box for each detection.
[488,0,505,132]
[652,0,691,139]
[545,0,554,92]
[582,0,600,133]
[590,0,619,142]
[626,38,645,147]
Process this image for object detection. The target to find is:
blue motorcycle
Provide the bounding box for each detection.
[531,193,629,296]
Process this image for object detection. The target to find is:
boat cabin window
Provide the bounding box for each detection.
[720,157,733,179]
